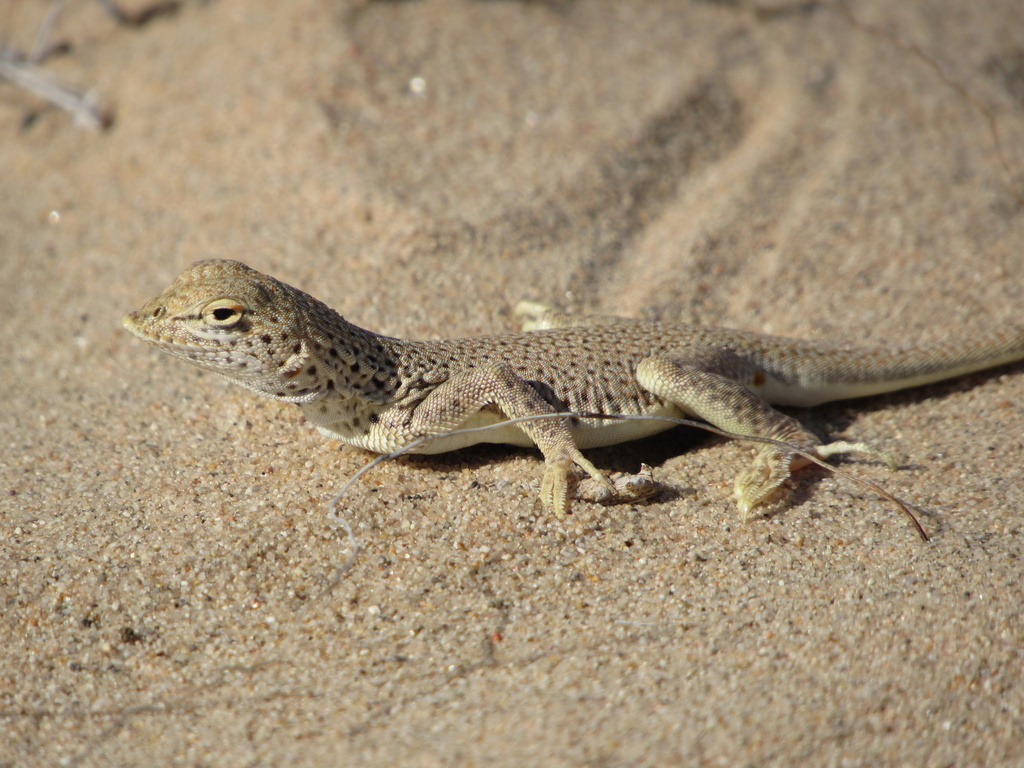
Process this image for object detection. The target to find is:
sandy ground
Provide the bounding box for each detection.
[2,0,1024,765]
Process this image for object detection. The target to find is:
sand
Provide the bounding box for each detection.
[2,1,1023,765]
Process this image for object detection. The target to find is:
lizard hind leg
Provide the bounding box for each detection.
[636,351,881,520]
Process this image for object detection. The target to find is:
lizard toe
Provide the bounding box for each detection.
[815,440,898,470]
[540,459,574,517]
[734,448,793,520]
[576,465,659,505]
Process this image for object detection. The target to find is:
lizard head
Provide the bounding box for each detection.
[123,259,335,402]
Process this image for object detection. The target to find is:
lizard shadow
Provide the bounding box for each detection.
[386,427,707,505]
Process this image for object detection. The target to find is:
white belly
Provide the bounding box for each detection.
[410,404,686,454]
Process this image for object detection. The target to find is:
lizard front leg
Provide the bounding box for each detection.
[636,349,888,518]
[391,363,617,516]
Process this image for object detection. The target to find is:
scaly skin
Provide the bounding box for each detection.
[124,259,1024,517]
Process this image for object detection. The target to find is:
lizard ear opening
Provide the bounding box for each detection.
[278,339,310,379]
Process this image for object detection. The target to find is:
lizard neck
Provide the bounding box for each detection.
[262,289,412,404]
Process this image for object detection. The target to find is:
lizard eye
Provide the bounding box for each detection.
[202,299,246,328]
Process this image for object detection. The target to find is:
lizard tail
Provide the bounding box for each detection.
[768,325,1024,406]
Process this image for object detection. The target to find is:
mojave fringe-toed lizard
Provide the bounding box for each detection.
[123,259,1024,528]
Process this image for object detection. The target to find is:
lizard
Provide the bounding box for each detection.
[123,259,1024,519]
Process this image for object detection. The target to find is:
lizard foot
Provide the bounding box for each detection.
[540,458,576,516]
[540,451,617,516]
[735,440,898,519]
[577,464,659,505]
[514,300,554,331]
[734,447,794,520]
